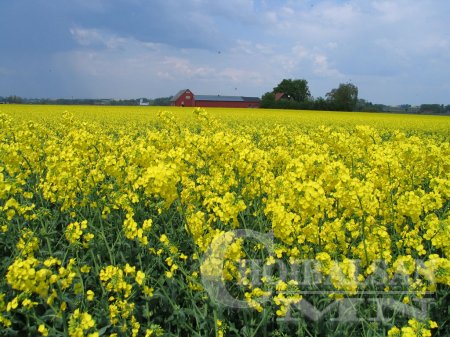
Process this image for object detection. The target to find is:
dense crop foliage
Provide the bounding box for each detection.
[0,105,449,336]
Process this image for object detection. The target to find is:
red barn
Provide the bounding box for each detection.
[170,89,260,108]
[170,89,195,107]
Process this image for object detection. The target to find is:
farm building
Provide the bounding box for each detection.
[170,89,260,108]
[275,92,290,101]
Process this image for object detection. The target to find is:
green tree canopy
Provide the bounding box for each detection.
[260,92,276,108]
[326,83,358,111]
[273,79,311,103]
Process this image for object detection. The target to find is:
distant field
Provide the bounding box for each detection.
[2,104,450,132]
[1,104,449,336]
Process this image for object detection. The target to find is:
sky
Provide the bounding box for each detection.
[1,0,449,105]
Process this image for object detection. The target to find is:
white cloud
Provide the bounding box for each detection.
[219,68,263,83]
[371,0,417,23]
[162,57,215,78]
[315,2,360,27]
[312,54,341,77]
[281,6,295,16]
[231,40,274,55]
[70,27,161,52]
[70,27,106,47]
[264,11,278,24]
[57,32,269,98]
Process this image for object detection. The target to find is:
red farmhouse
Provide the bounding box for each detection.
[170,89,260,108]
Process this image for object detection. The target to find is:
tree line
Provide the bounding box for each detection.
[0,96,173,106]
[261,79,450,114]
[261,79,359,111]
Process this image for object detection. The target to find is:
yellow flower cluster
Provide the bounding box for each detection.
[65,220,94,247]
[99,264,144,298]
[99,264,146,335]
[6,256,75,299]
[122,213,152,246]
[0,293,12,327]
[200,231,235,280]
[16,228,40,256]
[68,309,97,337]
[388,319,438,337]
[273,280,302,317]
[244,287,271,312]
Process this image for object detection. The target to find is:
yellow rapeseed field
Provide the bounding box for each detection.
[0,105,449,336]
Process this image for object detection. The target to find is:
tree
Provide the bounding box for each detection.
[273,79,311,103]
[152,96,172,106]
[260,92,276,108]
[312,97,330,110]
[6,95,23,104]
[419,104,444,114]
[326,83,358,111]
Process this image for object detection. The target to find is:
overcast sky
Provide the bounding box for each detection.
[1,0,449,105]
